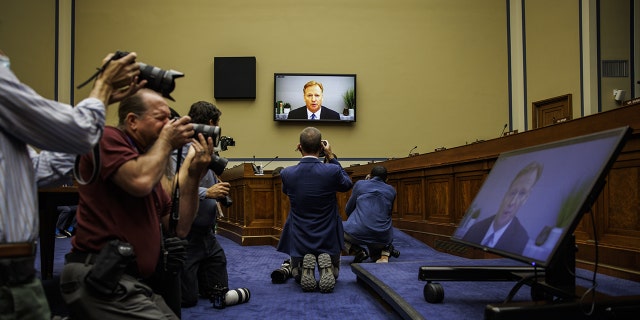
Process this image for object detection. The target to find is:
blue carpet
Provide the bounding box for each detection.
[37,229,640,319]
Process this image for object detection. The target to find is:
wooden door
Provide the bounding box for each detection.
[532,94,572,129]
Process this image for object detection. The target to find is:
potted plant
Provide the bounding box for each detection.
[342,89,355,116]
[283,102,291,114]
[535,180,589,246]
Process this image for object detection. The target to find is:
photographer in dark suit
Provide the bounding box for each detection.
[462,161,543,255]
[276,127,353,293]
[286,80,341,120]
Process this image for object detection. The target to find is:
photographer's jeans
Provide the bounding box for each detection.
[181,227,228,307]
[60,262,178,320]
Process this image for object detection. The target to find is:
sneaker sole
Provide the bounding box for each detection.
[301,254,317,292]
[317,253,335,293]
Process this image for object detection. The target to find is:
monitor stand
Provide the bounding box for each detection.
[419,234,640,318]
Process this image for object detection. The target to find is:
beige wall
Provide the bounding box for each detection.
[526,0,582,121]
[0,0,56,99]
[600,0,633,111]
[4,0,631,167]
[70,0,509,163]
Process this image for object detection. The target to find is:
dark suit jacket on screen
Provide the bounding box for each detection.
[276,157,353,258]
[461,216,529,255]
[286,106,341,120]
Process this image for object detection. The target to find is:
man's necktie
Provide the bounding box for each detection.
[310,114,316,120]
[482,232,495,246]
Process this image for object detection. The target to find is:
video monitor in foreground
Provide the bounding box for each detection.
[451,126,630,267]
[274,73,356,122]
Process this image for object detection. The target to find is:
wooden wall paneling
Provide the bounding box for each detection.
[425,174,454,224]
[600,167,640,246]
[395,169,426,221]
[234,183,246,226]
[388,179,400,219]
[246,177,275,228]
[272,179,284,229]
[454,169,489,224]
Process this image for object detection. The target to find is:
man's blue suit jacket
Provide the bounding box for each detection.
[461,215,530,255]
[276,157,353,258]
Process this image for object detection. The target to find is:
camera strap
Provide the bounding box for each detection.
[168,147,184,237]
[73,143,101,185]
[76,59,113,89]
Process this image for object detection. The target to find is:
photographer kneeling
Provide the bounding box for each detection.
[343,165,399,263]
[170,101,250,309]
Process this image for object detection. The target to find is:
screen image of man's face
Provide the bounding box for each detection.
[493,170,538,229]
[304,85,323,113]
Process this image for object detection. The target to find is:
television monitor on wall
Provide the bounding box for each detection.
[451,126,630,268]
[274,73,356,122]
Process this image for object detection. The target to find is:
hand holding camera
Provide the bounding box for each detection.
[320,140,335,160]
[205,182,233,207]
[79,50,184,102]
[205,182,230,199]
[100,52,139,88]
[185,133,215,180]
[160,116,195,149]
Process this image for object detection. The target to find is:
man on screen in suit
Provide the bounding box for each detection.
[286,80,341,120]
[276,127,353,293]
[461,161,543,255]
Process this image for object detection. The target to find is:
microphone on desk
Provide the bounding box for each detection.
[408,146,417,157]
[499,123,508,137]
[252,155,259,174]
[262,155,279,170]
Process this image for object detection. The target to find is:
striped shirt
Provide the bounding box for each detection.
[0,65,105,243]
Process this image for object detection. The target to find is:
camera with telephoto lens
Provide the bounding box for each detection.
[270,259,293,284]
[210,285,251,309]
[192,124,221,146]
[219,136,235,151]
[111,51,184,101]
[387,243,400,258]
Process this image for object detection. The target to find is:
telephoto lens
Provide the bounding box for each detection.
[270,259,293,284]
[210,286,251,309]
[224,288,251,307]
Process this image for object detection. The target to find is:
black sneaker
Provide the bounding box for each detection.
[300,254,317,292]
[317,253,335,293]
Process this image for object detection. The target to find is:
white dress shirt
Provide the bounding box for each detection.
[0,65,105,243]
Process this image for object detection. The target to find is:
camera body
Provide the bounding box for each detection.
[218,195,233,208]
[112,51,184,101]
[387,243,400,258]
[219,136,235,151]
[318,140,328,158]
